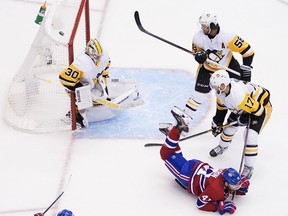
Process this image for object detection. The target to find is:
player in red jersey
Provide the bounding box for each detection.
[160,106,250,214]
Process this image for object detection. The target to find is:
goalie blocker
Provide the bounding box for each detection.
[75,85,93,110]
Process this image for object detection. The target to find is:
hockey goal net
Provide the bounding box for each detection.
[5,0,90,132]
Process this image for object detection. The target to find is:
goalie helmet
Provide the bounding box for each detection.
[57,209,74,216]
[210,70,230,94]
[222,168,241,191]
[199,12,218,28]
[85,38,103,64]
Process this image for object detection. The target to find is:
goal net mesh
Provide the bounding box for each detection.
[5,0,89,132]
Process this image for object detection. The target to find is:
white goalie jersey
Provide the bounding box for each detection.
[73,50,110,89]
[59,49,111,92]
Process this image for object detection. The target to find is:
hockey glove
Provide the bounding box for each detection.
[240,65,252,82]
[217,201,236,215]
[211,120,223,137]
[237,113,250,126]
[34,213,43,216]
[236,176,250,195]
[194,51,207,64]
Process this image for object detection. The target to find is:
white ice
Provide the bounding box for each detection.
[0,0,287,215]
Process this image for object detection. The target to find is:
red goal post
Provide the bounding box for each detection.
[5,0,90,132]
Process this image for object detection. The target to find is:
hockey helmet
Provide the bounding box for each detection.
[210,70,231,94]
[199,12,218,29]
[222,168,241,191]
[85,38,103,63]
[57,209,74,216]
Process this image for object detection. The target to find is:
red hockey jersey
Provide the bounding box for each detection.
[188,161,229,212]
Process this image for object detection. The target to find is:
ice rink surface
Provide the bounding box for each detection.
[0,0,287,215]
[80,68,210,139]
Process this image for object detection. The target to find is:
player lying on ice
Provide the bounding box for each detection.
[160,106,250,215]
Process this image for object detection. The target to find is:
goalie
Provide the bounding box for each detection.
[59,38,111,128]
[59,38,110,95]
[59,38,141,128]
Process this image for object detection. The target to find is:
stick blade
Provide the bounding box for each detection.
[119,99,144,109]
[134,11,145,32]
[144,143,162,147]
[94,99,120,109]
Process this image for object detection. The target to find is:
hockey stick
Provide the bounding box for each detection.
[231,116,251,200]
[238,118,251,174]
[94,87,144,109]
[42,192,64,215]
[134,11,240,77]
[35,73,144,109]
[144,121,238,147]
[94,99,122,109]
[119,98,144,108]
[94,98,144,109]
[42,175,72,215]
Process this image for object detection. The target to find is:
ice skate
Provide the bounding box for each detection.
[61,111,88,129]
[159,123,173,136]
[171,106,192,133]
[61,111,72,125]
[241,165,254,179]
[209,145,227,157]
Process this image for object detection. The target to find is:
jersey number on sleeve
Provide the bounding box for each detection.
[239,94,255,113]
[234,37,244,48]
[244,97,254,109]
[65,68,80,79]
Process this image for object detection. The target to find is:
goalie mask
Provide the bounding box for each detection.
[222,168,241,191]
[210,70,230,94]
[85,38,103,65]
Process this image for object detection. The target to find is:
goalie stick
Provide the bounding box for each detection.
[94,87,144,109]
[34,75,144,109]
[94,98,144,109]
[134,11,240,77]
[144,121,237,147]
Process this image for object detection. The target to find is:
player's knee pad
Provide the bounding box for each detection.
[245,129,258,144]
[223,125,238,135]
[220,127,238,146]
[185,91,208,116]
[190,91,208,104]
